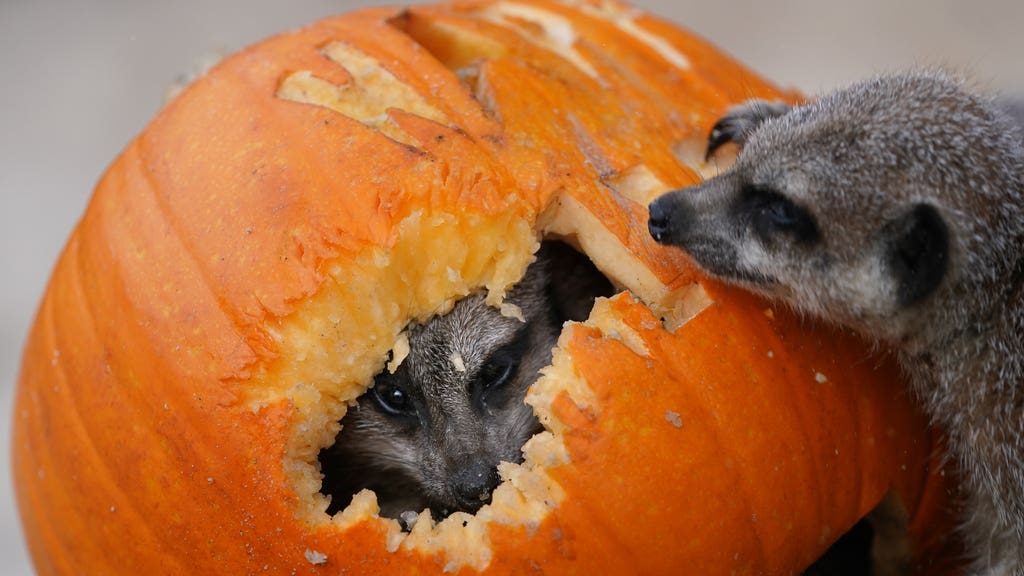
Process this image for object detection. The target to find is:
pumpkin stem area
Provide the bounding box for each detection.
[316,239,614,528]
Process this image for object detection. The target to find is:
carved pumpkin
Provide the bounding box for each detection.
[13,0,961,574]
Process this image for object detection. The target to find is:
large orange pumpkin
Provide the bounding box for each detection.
[13,0,961,574]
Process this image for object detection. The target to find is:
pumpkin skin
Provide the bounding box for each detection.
[12,0,962,574]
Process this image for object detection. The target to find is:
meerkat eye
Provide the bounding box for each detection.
[371,376,416,416]
[763,198,799,228]
[478,353,519,391]
[475,330,528,398]
[742,185,819,244]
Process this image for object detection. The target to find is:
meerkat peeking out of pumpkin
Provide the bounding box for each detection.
[318,241,614,522]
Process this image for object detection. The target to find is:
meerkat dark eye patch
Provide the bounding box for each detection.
[885,203,949,306]
[471,328,530,409]
[478,335,526,390]
[737,185,819,245]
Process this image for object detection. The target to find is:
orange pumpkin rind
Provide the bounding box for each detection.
[14,1,960,574]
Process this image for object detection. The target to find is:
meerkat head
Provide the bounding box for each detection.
[323,270,553,519]
[647,72,1024,345]
[648,163,950,343]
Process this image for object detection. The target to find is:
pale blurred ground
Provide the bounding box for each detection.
[2,0,1022,573]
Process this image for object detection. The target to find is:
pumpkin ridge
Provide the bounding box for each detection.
[19,273,185,574]
[126,140,263,363]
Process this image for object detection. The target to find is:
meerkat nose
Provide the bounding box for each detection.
[647,197,672,243]
[451,459,500,510]
[649,193,696,245]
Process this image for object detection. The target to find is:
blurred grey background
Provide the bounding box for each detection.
[2,0,1022,573]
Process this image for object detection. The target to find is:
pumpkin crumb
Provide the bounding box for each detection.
[665,410,683,428]
[450,350,466,372]
[387,332,410,373]
[499,302,525,321]
[303,549,327,565]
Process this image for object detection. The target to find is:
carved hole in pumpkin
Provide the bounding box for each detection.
[388,10,509,94]
[317,239,613,528]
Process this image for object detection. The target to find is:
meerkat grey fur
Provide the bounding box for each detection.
[648,71,1024,575]
[318,242,614,521]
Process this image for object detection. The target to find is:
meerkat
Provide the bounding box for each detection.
[318,241,615,522]
[647,71,1024,575]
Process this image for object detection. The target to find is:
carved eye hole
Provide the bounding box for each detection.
[371,376,415,416]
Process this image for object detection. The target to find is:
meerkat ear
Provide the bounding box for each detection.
[884,204,949,306]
